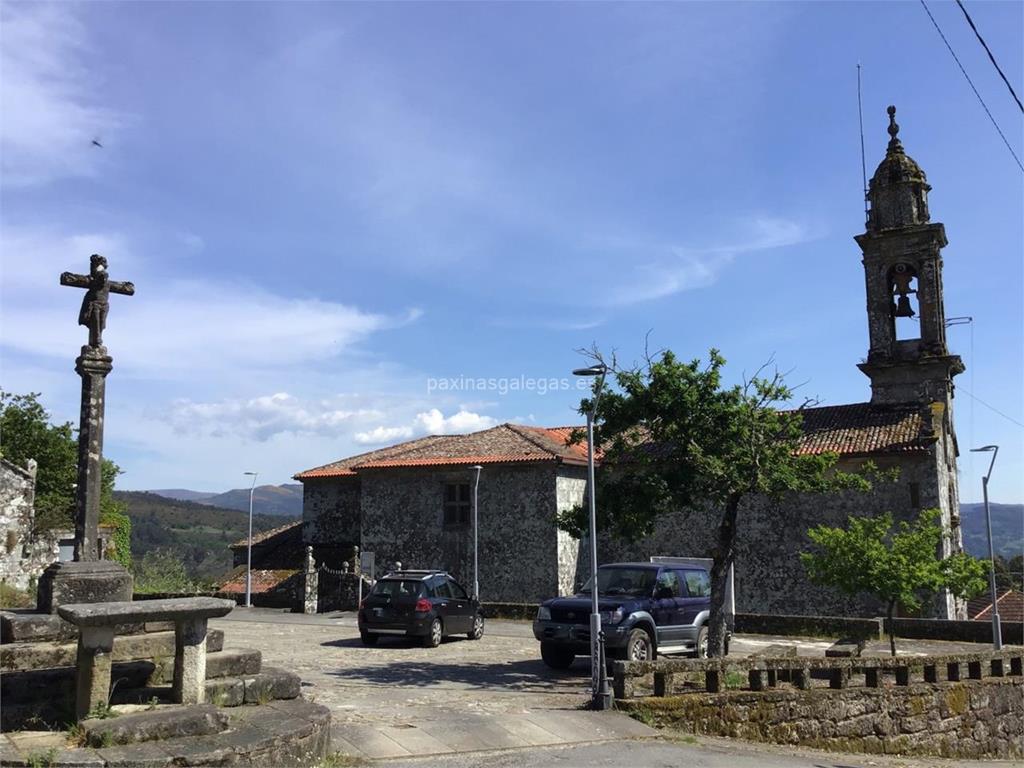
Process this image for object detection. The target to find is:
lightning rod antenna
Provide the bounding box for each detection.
[857,62,869,226]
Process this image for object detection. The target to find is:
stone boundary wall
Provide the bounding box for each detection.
[736,613,882,640]
[886,616,1023,645]
[481,602,538,620]
[617,680,1023,759]
[737,612,1023,645]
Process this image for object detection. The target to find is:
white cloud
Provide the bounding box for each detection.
[354,408,499,446]
[0,228,422,378]
[607,217,814,306]
[0,4,124,186]
[165,392,385,442]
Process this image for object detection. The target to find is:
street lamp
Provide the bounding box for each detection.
[572,362,612,710]
[969,446,1002,650]
[243,471,258,609]
[471,465,482,600]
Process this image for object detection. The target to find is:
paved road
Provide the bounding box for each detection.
[213,608,999,766]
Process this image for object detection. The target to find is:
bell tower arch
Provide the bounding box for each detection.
[855,106,964,405]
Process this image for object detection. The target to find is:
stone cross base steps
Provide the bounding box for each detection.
[57,597,234,720]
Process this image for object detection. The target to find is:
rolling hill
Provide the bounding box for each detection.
[146,484,303,517]
[960,502,1023,560]
[115,491,288,583]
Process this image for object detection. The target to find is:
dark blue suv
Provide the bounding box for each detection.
[533,562,716,668]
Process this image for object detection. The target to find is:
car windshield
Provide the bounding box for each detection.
[370,579,424,598]
[581,567,658,597]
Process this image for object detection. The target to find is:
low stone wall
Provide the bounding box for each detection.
[736,613,882,640]
[481,602,537,620]
[886,616,1023,646]
[618,680,1023,759]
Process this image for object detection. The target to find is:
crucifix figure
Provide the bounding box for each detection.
[60,254,135,348]
[59,254,135,561]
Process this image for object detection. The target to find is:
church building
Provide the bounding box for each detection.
[295,107,966,619]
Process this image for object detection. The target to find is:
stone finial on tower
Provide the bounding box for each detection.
[866,106,931,233]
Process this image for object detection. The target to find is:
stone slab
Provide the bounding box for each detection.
[37,561,133,614]
[376,724,452,755]
[58,597,234,627]
[1,629,226,673]
[94,741,175,767]
[414,719,499,751]
[82,704,229,747]
[1,610,73,643]
[205,677,245,707]
[331,723,413,759]
[492,715,565,747]
[242,667,300,703]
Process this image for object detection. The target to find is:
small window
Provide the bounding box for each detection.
[683,570,711,598]
[443,483,471,529]
[909,482,921,510]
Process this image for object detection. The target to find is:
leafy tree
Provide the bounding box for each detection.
[801,508,988,655]
[993,554,1024,593]
[132,549,200,594]
[0,391,130,566]
[560,349,869,657]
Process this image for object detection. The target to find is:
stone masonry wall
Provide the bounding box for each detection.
[622,680,1023,760]
[0,459,59,592]
[594,450,957,618]
[302,478,360,546]
[359,464,561,603]
[555,469,586,597]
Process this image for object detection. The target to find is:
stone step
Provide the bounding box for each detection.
[206,666,302,707]
[1,628,225,673]
[80,703,229,747]
[0,646,261,730]
[146,648,262,684]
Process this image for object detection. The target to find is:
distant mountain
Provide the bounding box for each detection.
[147,484,303,518]
[114,491,286,582]
[960,502,1023,560]
[148,488,218,503]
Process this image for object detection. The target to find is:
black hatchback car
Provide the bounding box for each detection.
[358,570,485,647]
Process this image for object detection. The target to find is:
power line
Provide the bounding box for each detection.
[958,386,1024,429]
[955,0,1024,114]
[919,0,1024,173]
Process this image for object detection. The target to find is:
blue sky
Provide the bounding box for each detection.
[1,1,1021,505]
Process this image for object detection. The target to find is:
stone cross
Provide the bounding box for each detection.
[60,255,134,561]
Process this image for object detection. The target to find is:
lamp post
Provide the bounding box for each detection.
[969,446,1002,650]
[472,465,482,600]
[573,362,611,710]
[243,471,258,609]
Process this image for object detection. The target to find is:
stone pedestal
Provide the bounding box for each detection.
[36,561,132,613]
[174,617,209,705]
[75,626,115,719]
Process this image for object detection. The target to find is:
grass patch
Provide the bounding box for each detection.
[317,752,366,767]
[0,582,34,608]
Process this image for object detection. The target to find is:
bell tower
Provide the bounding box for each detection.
[855,106,964,405]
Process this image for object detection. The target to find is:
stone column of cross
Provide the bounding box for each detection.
[59,255,134,562]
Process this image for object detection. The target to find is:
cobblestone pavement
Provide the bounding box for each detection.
[212,609,1003,763]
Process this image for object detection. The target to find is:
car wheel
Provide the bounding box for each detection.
[360,631,378,646]
[695,626,709,659]
[423,618,443,648]
[540,641,575,670]
[625,629,653,662]
[467,613,485,640]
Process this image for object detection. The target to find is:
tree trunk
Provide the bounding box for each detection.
[708,494,740,658]
[887,599,897,657]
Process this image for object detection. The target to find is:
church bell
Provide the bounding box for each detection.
[894,294,915,318]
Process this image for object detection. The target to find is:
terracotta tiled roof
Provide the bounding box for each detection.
[230,520,302,549]
[793,402,933,457]
[969,590,1024,623]
[217,567,299,594]
[295,423,591,479]
[296,402,935,481]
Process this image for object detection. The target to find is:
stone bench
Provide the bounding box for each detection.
[58,598,234,720]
